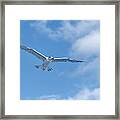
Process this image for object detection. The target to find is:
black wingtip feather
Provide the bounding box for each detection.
[20,45,31,51]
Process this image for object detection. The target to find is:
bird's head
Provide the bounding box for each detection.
[48,56,54,60]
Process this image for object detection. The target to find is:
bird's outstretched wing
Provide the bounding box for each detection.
[20,45,47,61]
[52,57,84,63]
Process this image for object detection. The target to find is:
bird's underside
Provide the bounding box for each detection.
[20,45,85,71]
[34,62,53,71]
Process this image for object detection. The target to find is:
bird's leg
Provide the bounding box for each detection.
[47,67,53,71]
[35,64,46,71]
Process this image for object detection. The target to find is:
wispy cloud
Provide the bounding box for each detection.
[69,88,100,100]
[68,30,100,80]
[67,23,100,79]
[70,30,100,59]
[30,20,99,42]
[31,88,100,100]
[31,20,99,58]
[36,94,61,100]
[37,88,100,100]
[70,56,99,78]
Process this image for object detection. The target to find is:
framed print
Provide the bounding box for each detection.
[0,0,119,119]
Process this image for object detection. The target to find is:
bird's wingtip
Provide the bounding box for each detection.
[68,58,85,62]
[79,60,85,62]
[20,45,29,50]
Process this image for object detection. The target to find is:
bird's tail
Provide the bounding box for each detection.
[34,64,46,71]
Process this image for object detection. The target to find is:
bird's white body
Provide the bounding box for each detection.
[21,45,84,71]
[35,57,52,71]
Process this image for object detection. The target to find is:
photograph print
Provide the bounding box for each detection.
[20,20,100,100]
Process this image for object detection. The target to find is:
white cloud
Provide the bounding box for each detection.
[59,21,99,42]
[30,20,99,42]
[35,88,100,100]
[71,57,99,77]
[70,88,100,100]
[70,30,100,59]
[69,30,100,78]
[30,20,51,33]
[31,20,100,59]
[38,94,61,100]
[21,94,62,100]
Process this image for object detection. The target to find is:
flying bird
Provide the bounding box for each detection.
[20,45,85,71]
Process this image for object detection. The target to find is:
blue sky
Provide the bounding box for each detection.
[20,20,100,100]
